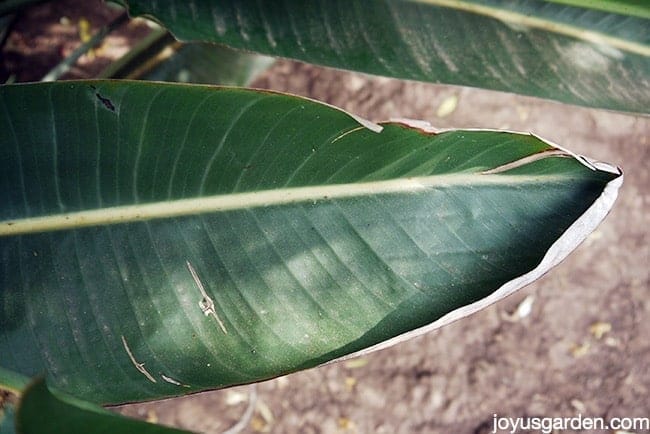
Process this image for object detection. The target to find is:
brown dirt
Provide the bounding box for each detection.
[3,1,649,433]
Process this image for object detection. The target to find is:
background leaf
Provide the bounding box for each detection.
[100,27,275,86]
[115,0,650,113]
[15,378,191,434]
[0,81,620,405]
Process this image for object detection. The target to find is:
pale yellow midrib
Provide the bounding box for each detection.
[0,173,568,236]
[413,0,649,57]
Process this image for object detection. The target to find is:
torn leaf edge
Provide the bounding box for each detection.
[388,118,619,174]
[324,148,623,364]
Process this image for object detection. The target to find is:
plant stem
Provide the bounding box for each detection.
[41,11,129,82]
[99,26,178,79]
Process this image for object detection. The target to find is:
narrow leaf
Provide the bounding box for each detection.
[0,81,621,405]
[115,0,650,113]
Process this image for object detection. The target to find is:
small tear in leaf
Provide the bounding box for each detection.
[161,373,189,387]
[481,149,569,175]
[95,93,115,112]
[331,126,365,144]
[389,118,441,134]
[121,335,157,383]
[186,261,228,334]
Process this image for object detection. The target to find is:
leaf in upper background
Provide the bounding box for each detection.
[100,26,275,86]
[15,378,191,434]
[143,42,275,86]
[544,0,650,18]
[0,81,621,406]
[113,0,650,113]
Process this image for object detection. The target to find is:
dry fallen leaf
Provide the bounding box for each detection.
[436,94,458,118]
[345,376,357,391]
[589,321,612,339]
[146,409,158,424]
[250,415,270,433]
[570,398,586,413]
[344,358,368,369]
[77,17,95,60]
[256,399,274,425]
[338,417,357,432]
[515,295,535,319]
[225,390,248,406]
[570,342,591,358]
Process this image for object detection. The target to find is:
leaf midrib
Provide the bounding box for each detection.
[1,172,578,236]
[412,0,649,56]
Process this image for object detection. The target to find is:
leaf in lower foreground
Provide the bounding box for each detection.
[0,81,622,406]
[115,0,650,113]
[0,393,16,434]
[15,378,191,434]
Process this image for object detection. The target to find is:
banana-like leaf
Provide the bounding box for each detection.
[0,81,621,405]
[114,0,650,113]
[15,379,191,434]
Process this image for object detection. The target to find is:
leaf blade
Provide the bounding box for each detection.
[0,81,622,405]
[15,378,191,434]
[116,0,650,112]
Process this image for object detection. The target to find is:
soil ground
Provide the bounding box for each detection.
[2,1,649,433]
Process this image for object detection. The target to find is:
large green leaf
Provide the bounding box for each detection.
[115,0,650,113]
[15,379,191,434]
[0,81,621,406]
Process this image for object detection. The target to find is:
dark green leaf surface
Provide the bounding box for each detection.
[0,81,621,405]
[116,0,650,113]
[15,379,191,434]
[141,42,274,86]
